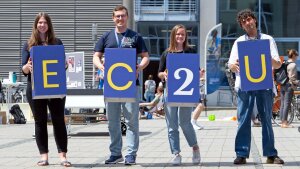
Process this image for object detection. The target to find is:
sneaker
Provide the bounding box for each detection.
[104,155,123,164]
[192,149,201,164]
[172,154,182,166]
[191,120,204,130]
[266,156,284,164]
[252,121,261,127]
[124,155,136,165]
[233,157,246,164]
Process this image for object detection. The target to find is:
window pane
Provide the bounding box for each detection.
[261,0,300,37]
[275,42,298,57]
[137,22,198,58]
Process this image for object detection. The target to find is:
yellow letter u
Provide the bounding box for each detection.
[244,54,266,83]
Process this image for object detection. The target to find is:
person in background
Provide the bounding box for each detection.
[228,9,284,165]
[208,29,221,56]
[93,5,149,165]
[139,86,164,118]
[280,49,299,128]
[21,12,71,167]
[191,68,205,130]
[95,58,105,89]
[144,74,156,102]
[158,24,200,166]
[251,99,261,127]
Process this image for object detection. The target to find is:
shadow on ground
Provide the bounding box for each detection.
[69,131,152,137]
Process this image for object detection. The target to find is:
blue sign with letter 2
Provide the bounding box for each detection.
[166,53,199,107]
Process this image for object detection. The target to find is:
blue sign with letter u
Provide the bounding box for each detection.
[238,40,273,91]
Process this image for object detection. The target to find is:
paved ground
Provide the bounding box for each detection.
[0,109,300,169]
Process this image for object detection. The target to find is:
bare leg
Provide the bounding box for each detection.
[191,103,204,130]
[192,103,204,120]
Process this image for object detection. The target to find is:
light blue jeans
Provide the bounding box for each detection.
[235,89,278,157]
[164,100,198,154]
[144,91,155,102]
[106,89,140,156]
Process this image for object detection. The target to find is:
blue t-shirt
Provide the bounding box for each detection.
[94,29,148,85]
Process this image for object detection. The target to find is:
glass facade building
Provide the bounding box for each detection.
[135,0,300,105]
[220,0,300,65]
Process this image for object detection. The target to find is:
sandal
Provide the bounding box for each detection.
[37,160,49,166]
[281,124,294,128]
[60,160,72,167]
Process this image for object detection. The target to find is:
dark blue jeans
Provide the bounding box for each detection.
[235,89,278,157]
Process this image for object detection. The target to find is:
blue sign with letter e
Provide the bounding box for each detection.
[166,53,199,107]
[104,48,136,102]
[30,45,67,99]
[238,39,273,91]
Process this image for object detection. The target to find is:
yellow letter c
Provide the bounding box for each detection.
[107,63,133,90]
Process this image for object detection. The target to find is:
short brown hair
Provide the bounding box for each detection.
[236,9,257,28]
[113,5,128,17]
[287,49,298,58]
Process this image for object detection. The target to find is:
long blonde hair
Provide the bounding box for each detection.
[27,12,56,49]
[167,24,190,52]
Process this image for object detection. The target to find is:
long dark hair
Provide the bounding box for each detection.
[28,12,56,49]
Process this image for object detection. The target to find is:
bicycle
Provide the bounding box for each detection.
[225,63,237,107]
[271,90,300,126]
[11,87,26,103]
[292,91,300,120]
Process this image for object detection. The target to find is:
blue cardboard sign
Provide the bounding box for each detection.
[166,53,200,107]
[104,48,136,102]
[237,40,273,91]
[30,45,67,99]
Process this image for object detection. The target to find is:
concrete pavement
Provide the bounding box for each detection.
[0,109,300,169]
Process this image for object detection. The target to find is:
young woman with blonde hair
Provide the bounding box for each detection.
[158,24,200,166]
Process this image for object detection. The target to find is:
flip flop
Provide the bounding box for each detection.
[37,160,49,166]
[60,160,72,167]
[281,124,294,128]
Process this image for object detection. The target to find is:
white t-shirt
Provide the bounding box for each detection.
[228,33,280,93]
[145,80,156,93]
